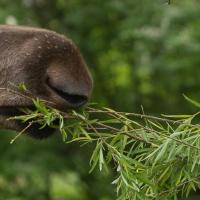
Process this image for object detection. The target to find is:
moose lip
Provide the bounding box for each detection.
[0,106,28,116]
[19,121,55,139]
[0,106,56,139]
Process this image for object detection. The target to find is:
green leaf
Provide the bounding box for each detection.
[18,82,27,91]
[183,94,200,109]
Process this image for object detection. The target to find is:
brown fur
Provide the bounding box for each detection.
[0,25,93,138]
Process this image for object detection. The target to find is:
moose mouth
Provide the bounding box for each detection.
[0,106,56,139]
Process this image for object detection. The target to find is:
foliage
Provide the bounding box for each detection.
[0,0,200,199]
[8,97,200,200]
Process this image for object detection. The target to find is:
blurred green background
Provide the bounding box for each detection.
[0,0,200,199]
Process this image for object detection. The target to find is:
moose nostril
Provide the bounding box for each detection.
[54,88,88,107]
[46,78,88,107]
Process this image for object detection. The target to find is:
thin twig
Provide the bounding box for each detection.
[10,121,33,144]
[87,107,182,124]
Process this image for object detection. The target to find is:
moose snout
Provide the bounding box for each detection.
[0,25,93,138]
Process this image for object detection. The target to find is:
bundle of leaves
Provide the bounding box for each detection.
[8,97,200,200]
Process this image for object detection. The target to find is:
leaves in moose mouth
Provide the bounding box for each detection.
[7,99,66,141]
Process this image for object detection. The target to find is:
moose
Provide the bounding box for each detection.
[0,25,93,138]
